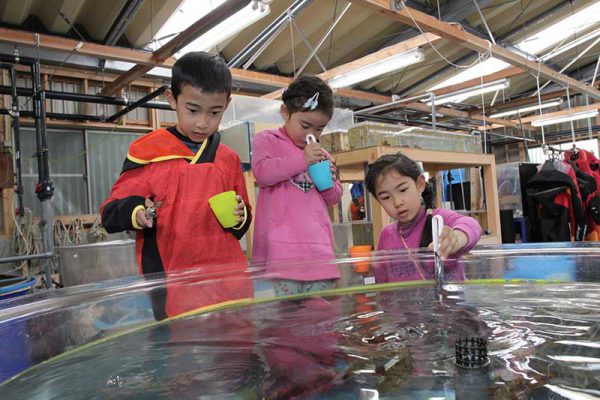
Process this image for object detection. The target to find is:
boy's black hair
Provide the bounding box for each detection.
[365,152,434,209]
[171,51,232,98]
[282,75,334,118]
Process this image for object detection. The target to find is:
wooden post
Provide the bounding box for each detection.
[482,163,500,238]
[518,142,526,162]
[119,88,127,126]
[149,86,159,130]
[82,78,91,117]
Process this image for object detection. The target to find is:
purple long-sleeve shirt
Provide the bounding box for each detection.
[374,208,481,284]
[377,207,481,252]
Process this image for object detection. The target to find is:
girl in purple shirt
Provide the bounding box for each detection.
[366,153,481,258]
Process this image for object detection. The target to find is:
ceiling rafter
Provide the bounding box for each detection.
[351,0,600,100]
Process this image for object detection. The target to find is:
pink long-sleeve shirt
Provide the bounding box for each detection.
[251,127,343,280]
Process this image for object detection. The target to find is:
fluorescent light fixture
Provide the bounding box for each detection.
[154,1,270,55]
[540,27,600,62]
[427,2,600,92]
[182,3,270,54]
[490,99,563,118]
[328,48,425,88]
[428,79,510,105]
[531,110,599,127]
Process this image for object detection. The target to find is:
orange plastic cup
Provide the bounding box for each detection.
[349,245,372,273]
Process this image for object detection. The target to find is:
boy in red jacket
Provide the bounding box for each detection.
[100,52,252,319]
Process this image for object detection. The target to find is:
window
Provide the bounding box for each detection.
[19,128,141,216]
[49,80,83,115]
[20,128,87,216]
[156,94,177,125]
[87,131,141,213]
[87,84,118,119]
[125,87,150,123]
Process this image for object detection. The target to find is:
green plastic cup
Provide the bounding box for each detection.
[209,191,238,228]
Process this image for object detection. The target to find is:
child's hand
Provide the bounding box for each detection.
[135,198,155,229]
[304,142,325,166]
[329,160,339,182]
[234,195,246,224]
[428,226,468,259]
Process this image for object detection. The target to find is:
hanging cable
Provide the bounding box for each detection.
[290,17,296,75]
[585,54,600,140]
[326,0,340,68]
[478,53,488,153]
[472,0,496,45]
[565,83,576,146]
[534,67,546,146]
[401,2,492,69]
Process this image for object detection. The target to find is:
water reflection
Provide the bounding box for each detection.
[3,246,600,398]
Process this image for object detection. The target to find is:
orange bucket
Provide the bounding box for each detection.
[349,245,372,273]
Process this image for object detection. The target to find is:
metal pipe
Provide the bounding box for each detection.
[0,53,35,65]
[0,108,105,122]
[0,64,25,218]
[431,92,436,132]
[358,92,433,114]
[107,85,168,122]
[294,3,351,76]
[30,62,44,186]
[31,59,55,289]
[11,67,24,217]
[532,36,600,98]
[0,252,54,264]
[290,17,327,72]
[0,86,172,110]
[228,0,313,67]
[242,16,289,69]
[354,113,463,131]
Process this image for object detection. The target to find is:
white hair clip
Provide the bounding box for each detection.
[303,92,320,110]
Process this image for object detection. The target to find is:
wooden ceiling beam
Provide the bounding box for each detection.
[0,27,175,67]
[353,0,600,100]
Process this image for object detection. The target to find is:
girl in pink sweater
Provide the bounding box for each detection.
[366,153,481,259]
[251,76,343,295]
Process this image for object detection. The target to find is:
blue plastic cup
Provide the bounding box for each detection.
[308,160,334,191]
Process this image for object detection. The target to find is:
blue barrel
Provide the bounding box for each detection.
[0,275,36,382]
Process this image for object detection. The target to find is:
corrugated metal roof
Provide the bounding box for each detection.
[0,0,598,107]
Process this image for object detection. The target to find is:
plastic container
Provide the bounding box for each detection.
[349,245,372,273]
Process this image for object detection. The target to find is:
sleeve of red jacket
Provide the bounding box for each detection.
[226,155,253,240]
[100,165,153,233]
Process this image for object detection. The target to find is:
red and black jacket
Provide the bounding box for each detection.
[100,128,253,318]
